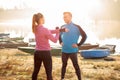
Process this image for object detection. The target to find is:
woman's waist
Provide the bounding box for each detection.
[35,49,50,52]
[35,45,51,50]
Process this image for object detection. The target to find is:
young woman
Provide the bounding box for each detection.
[32,13,59,80]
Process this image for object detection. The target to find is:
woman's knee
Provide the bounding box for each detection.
[62,63,67,68]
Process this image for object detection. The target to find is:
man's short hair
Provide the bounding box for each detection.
[63,12,72,17]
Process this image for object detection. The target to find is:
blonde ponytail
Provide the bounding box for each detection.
[32,13,44,33]
[32,14,37,33]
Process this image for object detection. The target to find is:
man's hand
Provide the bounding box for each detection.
[65,28,69,32]
[72,44,78,48]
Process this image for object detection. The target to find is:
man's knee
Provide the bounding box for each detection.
[73,63,80,68]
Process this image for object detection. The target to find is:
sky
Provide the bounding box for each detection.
[1,0,120,20]
[0,0,104,30]
[0,0,102,10]
[0,0,103,18]
[1,0,119,23]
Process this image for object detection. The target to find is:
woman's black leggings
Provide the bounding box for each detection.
[32,50,53,80]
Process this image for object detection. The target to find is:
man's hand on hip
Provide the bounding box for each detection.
[72,44,78,48]
[61,42,64,46]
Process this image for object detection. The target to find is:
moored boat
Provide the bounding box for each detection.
[0,33,28,48]
[18,46,61,56]
[18,44,99,56]
[80,49,110,59]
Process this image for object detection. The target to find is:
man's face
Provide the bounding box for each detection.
[63,13,72,24]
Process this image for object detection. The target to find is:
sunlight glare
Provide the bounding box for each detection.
[0,0,107,47]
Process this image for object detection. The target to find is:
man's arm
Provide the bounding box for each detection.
[59,25,64,44]
[59,32,62,44]
[75,24,87,47]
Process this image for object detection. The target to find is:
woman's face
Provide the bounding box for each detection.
[39,17,45,24]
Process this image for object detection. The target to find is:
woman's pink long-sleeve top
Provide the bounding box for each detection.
[34,25,59,51]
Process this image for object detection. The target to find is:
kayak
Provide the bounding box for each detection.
[18,47,61,56]
[18,44,99,56]
[80,49,110,59]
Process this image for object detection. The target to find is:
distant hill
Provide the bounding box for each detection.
[0,9,35,22]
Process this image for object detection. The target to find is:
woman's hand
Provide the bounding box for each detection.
[55,27,60,34]
[56,29,60,34]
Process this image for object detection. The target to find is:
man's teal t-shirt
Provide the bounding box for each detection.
[61,22,81,53]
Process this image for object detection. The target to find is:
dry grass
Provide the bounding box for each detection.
[0,49,120,80]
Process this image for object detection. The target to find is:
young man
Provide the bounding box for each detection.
[59,12,87,80]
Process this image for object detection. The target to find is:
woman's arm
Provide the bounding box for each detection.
[46,29,59,43]
[50,30,58,34]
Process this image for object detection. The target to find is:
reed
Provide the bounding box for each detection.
[0,49,120,80]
